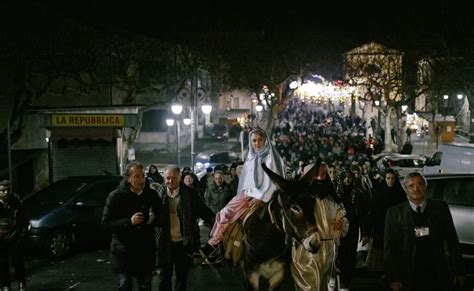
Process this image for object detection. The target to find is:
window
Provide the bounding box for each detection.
[29,179,86,204]
[413,159,425,167]
[141,110,168,132]
[426,152,442,166]
[229,152,239,161]
[210,153,229,164]
[442,178,474,207]
[80,180,119,206]
[426,179,444,200]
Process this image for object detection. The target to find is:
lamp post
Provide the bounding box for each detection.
[455,94,465,131]
[255,102,263,122]
[170,86,212,170]
[442,94,450,122]
[259,85,275,111]
[166,117,181,166]
[401,104,408,114]
[374,99,381,136]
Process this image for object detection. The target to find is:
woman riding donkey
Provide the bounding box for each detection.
[195,127,286,264]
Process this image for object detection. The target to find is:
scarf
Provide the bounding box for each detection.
[237,128,285,202]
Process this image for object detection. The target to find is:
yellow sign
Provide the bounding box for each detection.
[52,114,125,127]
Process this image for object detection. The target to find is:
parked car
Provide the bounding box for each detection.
[23,175,122,259]
[210,124,229,141]
[425,174,474,258]
[194,150,240,174]
[423,143,474,175]
[371,152,397,165]
[376,154,426,178]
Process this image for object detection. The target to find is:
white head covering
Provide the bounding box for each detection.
[237,128,285,202]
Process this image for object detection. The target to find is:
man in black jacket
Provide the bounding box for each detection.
[102,162,159,291]
[0,180,27,291]
[384,172,465,291]
[155,165,214,291]
[204,170,235,214]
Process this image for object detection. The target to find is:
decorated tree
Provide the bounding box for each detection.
[343,42,404,152]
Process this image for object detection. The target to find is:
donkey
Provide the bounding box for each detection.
[240,161,322,291]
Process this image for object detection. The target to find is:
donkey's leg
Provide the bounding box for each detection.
[257,260,285,291]
[267,267,285,291]
[248,272,260,290]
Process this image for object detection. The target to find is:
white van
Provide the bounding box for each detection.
[423,143,474,174]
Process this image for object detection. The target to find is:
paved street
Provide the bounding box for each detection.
[15,227,384,291]
[13,224,474,290]
[408,132,470,157]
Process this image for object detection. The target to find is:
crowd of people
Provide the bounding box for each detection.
[0,102,466,291]
[97,124,464,291]
[272,97,384,177]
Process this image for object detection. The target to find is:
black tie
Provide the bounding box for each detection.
[416,206,422,213]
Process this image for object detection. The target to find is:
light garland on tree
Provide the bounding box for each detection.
[293,78,358,105]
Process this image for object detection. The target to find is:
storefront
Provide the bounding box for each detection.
[41,111,138,182]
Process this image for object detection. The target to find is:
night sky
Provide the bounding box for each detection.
[7,1,473,48]
[1,0,473,133]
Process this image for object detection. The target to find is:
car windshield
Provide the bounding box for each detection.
[26,179,88,205]
[195,156,210,164]
[210,153,230,164]
[212,125,227,133]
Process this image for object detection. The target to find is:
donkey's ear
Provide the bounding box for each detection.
[261,163,288,191]
[300,158,321,186]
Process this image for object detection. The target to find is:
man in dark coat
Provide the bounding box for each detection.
[384,172,465,291]
[0,180,27,291]
[102,162,159,291]
[155,165,215,291]
[204,170,235,214]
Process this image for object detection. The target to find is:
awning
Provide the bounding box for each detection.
[50,127,120,141]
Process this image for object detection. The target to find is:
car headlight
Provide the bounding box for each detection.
[28,219,38,231]
[195,162,203,171]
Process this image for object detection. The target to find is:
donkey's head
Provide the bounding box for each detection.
[262,160,321,253]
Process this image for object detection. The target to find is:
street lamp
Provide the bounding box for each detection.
[401,104,408,113]
[442,94,449,116]
[201,103,212,114]
[259,85,275,111]
[373,98,382,135]
[289,80,299,90]
[183,117,191,126]
[167,109,182,167]
[171,104,183,115]
[165,119,175,126]
[171,86,213,170]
